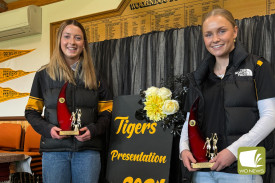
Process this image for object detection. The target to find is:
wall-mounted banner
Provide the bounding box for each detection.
[0,49,36,116]
[106,95,173,183]
[0,87,29,103]
[0,68,35,83]
[0,49,35,63]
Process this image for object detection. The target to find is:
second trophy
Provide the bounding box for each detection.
[57,82,82,135]
[188,98,218,168]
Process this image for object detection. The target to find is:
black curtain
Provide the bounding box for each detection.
[90,14,275,98]
[90,14,275,183]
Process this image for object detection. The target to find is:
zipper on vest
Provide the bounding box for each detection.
[220,79,229,146]
[72,83,77,151]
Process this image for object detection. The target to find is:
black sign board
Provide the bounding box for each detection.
[106,95,173,183]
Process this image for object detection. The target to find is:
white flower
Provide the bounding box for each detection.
[144,86,159,97]
[158,87,172,100]
[162,100,179,115]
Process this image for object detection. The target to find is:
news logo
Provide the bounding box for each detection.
[238,147,265,175]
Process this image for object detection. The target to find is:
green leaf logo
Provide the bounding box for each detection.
[238,147,265,175]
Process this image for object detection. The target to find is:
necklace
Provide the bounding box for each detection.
[214,59,228,79]
[217,74,224,79]
[214,67,226,79]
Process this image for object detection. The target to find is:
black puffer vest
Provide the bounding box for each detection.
[38,68,103,152]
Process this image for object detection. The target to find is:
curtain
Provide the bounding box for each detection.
[236,14,275,75]
[90,14,275,98]
[90,27,207,97]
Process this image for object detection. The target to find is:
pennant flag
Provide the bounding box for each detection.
[0,68,35,83]
[0,49,35,63]
[0,87,29,103]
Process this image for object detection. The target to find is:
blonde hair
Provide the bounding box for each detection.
[202,8,237,28]
[46,19,97,90]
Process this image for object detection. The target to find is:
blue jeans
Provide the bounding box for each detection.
[42,150,101,183]
[193,171,263,183]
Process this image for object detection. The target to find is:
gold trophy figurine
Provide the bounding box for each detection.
[73,109,82,132]
[203,137,212,158]
[71,111,76,126]
[191,133,218,169]
[212,133,218,156]
[209,133,218,160]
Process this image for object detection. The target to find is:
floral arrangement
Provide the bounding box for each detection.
[135,74,189,136]
[142,87,179,122]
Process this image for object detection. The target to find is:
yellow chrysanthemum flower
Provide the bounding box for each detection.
[144,94,167,122]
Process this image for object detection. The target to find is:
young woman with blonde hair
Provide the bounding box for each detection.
[180,8,275,183]
[25,19,113,183]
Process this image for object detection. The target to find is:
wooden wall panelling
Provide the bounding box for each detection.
[50,0,129,54]
[50,0,275,54]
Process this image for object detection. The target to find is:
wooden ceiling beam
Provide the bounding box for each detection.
[7,0,63,11]
[0,0,8,12]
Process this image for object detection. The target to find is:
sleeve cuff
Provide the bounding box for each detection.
[87,123,97,138]
[179,140,190,160]
[226,145,238,159]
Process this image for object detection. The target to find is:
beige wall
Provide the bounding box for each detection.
[0,0,122,68]
[0,0,122,117]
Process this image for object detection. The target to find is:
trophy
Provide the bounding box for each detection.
[188,98,218,168]
[72,109,82,132]
[57,82,81,135]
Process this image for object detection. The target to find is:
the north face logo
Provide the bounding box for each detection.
[235,69,253,76]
